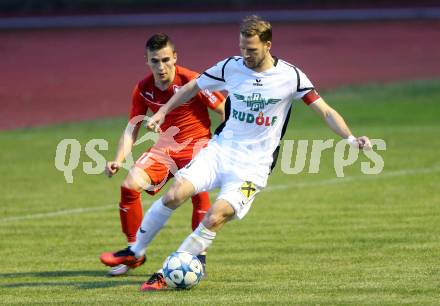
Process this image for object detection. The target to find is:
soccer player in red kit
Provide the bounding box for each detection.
[100,33,225,278]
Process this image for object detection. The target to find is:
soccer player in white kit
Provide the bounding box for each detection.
[110,15,372,290]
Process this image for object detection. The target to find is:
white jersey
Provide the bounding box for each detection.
[196,56,314,186]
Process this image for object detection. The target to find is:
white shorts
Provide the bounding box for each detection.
[176,140,265,219]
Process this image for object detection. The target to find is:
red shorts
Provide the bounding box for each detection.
[134,138,209,195]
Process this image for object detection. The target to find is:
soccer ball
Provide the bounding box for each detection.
[162,251,203,289]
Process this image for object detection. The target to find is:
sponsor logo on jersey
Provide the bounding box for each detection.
[233,93,281,112]
[232,108,278,127]
[141,90,154,100]
[239,181,257,206]
[253,78,263,86]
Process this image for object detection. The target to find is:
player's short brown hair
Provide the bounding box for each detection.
[240,15,272,43]
[145,33,175,52]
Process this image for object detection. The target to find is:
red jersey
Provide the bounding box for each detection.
[129,65,224,143]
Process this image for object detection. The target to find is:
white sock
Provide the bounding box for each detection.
[177,223,216,255]
[130,197,173,257]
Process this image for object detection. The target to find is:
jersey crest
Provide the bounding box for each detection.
[233,93,281,112]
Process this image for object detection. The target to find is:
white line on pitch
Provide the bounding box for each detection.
[0,201,148,223]
[265,166,440,191]
[0,205,114,223]
[0,166,438,224]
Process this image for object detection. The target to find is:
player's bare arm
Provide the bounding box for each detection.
[105,121,141,177]
[310,98,371,149]
[213,100,226,122]
[147,79,201,132]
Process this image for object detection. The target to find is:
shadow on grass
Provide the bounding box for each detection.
[0,270,152,289]
[2,280,142,289]
[0,270,105,278]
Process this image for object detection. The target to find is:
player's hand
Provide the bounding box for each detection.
[146,110,166,133]
[105,161,121,177]
[356,136,372,150]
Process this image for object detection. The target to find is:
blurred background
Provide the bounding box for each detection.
[1,0,439,15]
[1,0,439,129]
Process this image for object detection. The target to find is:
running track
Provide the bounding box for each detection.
[1,20,439,130]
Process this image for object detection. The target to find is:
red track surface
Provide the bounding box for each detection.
[1,21,439,130]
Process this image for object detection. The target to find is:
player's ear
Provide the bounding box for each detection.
[173,51,177,61]
[266,41,272,51]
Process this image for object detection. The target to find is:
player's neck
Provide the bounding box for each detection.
[154,69,176,91]
[252,54,275,73]
[155,80,172,91]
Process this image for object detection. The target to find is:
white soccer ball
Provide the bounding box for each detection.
[162,251,203,289]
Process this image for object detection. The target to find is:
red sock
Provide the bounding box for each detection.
[119,186,143,243]
[190,192,211,231]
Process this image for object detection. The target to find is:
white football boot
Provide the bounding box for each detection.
[108,264,130,276]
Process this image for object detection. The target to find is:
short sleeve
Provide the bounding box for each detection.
[196,58,231,92]
[292,67,315,100]
[129,84,148,120]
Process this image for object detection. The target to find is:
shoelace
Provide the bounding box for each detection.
[146,273,164,284]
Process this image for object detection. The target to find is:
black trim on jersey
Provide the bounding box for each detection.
[280,105,292,140]
[269,105,292,172]
[214,96,231,136]
[200,57,240,83]
[279,59,315,93]
[273,56,279,67]
[202,72,224,82]
[221,57,234,81]
[270,146,281,172]
[293,66,314,92]
[280,58,295,69]
[297,86,315,92]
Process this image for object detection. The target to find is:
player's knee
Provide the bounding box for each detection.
[121,178,142,192]
[122,168,151,192]
[164,186,185,208]
[164,188,177,204]
[121,176,144,192]
[163,189,183,209]
[204,209,233,230]
[164,180,193,209]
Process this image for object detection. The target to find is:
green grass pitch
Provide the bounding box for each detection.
[0,79,439,305]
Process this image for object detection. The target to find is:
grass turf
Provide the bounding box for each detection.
[0,79,439,305]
